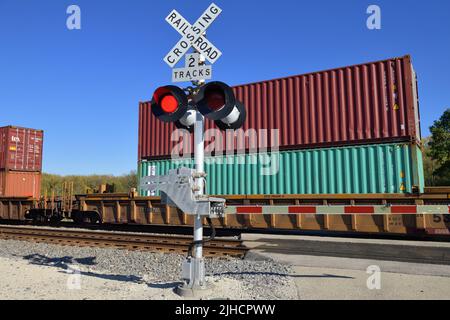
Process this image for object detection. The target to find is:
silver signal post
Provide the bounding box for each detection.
[194,52,206,259]
[177,50,209,296]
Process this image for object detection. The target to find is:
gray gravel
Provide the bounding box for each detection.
[0,239,296,300]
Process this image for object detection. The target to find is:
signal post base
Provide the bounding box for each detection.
[175,282,215,299]
[176,257,214,298]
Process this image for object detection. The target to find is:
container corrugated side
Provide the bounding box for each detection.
[0,170,41,198]
[0,126,44,172]
[138,143,424,196]
[139,55,421,160]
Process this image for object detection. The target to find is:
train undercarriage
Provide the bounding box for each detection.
[24,207,101,224]
[1,187,449,237]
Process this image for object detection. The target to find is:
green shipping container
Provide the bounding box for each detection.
[138,143,424,196]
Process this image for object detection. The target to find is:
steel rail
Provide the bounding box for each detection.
[0,226,248,258]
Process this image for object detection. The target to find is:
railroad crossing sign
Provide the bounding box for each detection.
[164,3,222,76]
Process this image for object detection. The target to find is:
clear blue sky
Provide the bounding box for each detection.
[1,0,449,175]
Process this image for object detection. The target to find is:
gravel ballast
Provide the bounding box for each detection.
[0,238,297,300]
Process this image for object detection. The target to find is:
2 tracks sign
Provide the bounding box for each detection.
[172,53,212,83]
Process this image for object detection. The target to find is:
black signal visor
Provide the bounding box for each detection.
[195,81,236,120]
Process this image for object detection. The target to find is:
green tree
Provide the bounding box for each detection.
[428,108,450,186]
[422,138,438,186]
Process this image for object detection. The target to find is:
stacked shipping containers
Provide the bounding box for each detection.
[0,126,43,198]
[138,55,424,196]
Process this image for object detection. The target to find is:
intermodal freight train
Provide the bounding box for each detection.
[0,190,449,237]
[1,55,449,237]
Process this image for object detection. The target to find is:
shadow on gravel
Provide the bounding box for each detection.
[66,270,144,284]
[20,254,145,284]
[287,274,354,279]
[21,254,97,267]
[211,271,354,279]
[148,282,182,289]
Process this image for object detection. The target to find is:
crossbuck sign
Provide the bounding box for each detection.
[164,3,222,82]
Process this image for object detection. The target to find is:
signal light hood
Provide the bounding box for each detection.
[195,81,236,121]
[151,85,189,122]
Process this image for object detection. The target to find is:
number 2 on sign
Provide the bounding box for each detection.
[186,53,200,68]
[188,56,196,68]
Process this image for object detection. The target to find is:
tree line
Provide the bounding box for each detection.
[424,108,450,186]
[41,171,138,195]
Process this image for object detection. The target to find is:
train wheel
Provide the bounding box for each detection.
[82,217,91,224]
[50,216,63,224]
[72,211,100,225]
[80,214,100,224]
[86,213,101,224]
[34,215,46,224]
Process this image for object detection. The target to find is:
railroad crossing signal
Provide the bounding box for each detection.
[148,3,244,297]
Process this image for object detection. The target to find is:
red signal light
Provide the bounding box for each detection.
[160,95,178,113]
[151,86,188,123]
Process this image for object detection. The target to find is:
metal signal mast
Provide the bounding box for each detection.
[141,3,246,297]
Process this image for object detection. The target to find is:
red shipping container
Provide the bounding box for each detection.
[138,55,421,160]
[0,170,41,198]
[0,126,44,172]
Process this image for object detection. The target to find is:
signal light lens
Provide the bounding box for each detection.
[160,95,178,113]
[205,86,226,111]
[151,86,188,123]
[195,81,236,120]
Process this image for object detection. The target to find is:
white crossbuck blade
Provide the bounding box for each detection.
[164,3,222,68]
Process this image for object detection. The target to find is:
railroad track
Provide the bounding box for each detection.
[0,225,248,258]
